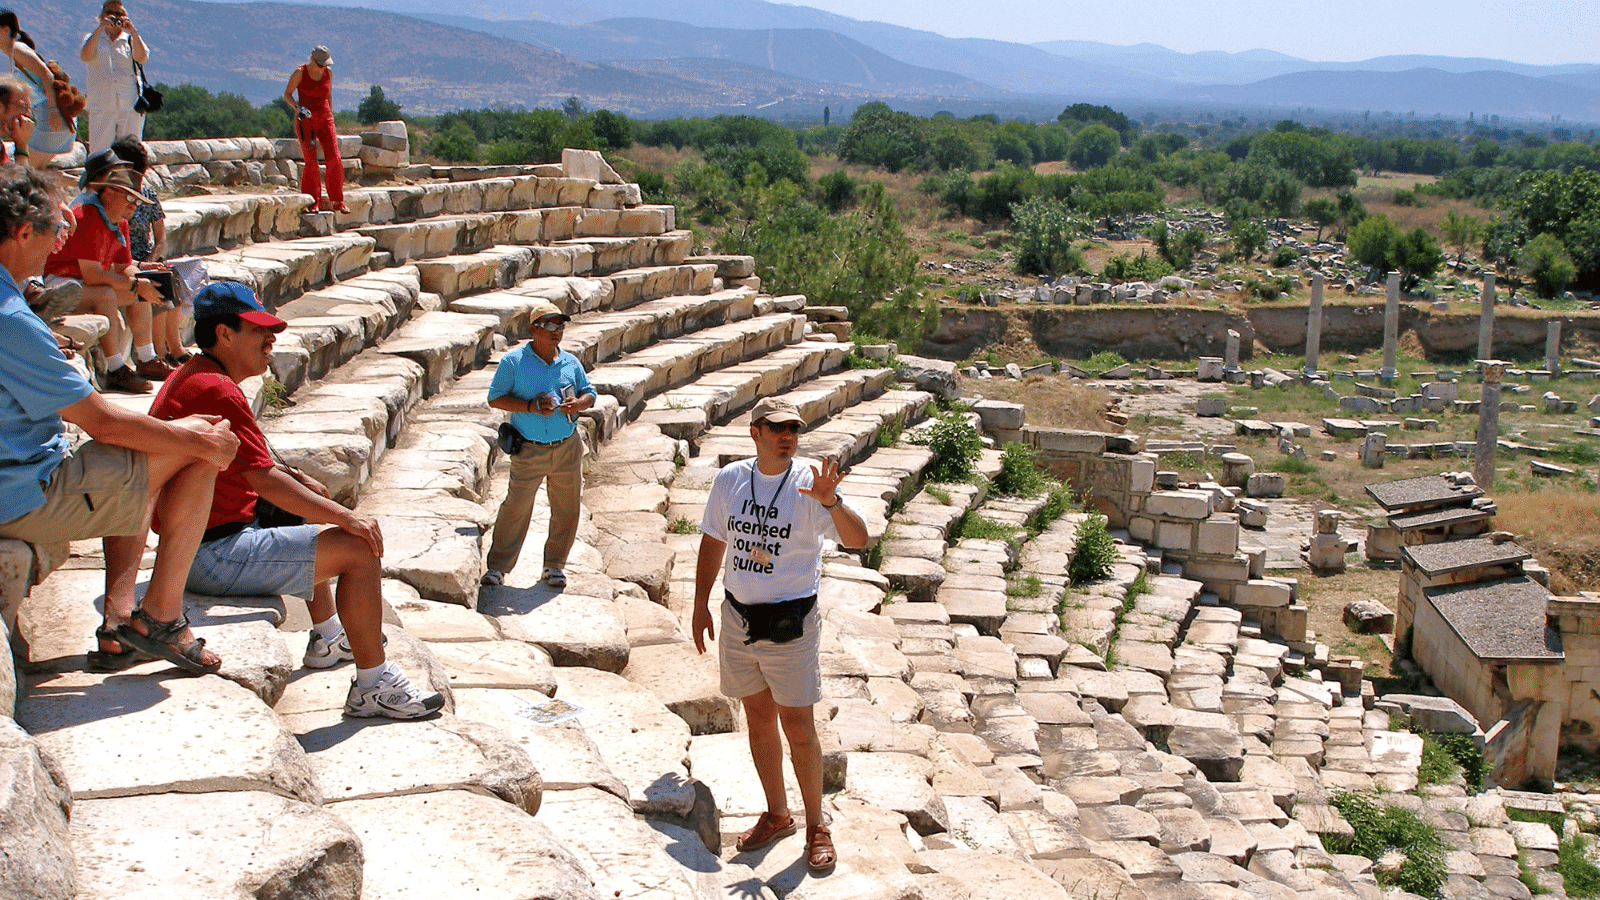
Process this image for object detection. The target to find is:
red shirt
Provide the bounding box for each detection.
[148,356,274,532]
[45,203,132,279]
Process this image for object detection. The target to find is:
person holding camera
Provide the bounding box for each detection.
[283,46,347,214]
[692,396,866,875]
[79,0,149,153]
[481,300,594,590]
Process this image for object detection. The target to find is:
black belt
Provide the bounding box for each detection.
[526,433,573,447]
[201,519,251,544]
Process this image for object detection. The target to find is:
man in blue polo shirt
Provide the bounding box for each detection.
[482,300,595,589]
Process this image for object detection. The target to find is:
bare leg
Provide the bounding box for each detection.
[150,308,174,357]
[162,309,186,357]
[122,297,153,350]
[742,689,792,822]
[75,285,124,359]
[305,580,337,626]
[778,703,826,829]
[122,453,219,667]
[313,528,386,668]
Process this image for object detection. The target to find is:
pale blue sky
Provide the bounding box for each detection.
[791,0,1600,64]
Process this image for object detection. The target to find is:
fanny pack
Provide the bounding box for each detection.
[727,592,817,645]
[498,422,525,455]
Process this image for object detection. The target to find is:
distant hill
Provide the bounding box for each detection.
[420,16,997,96]
[1171,69,1600,121]
[25,0,721,114]
[27,0,1600,122]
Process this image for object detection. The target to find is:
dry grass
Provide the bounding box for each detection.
[963,374,1114,431]
[1495,491,1600,594]
[1296,565,1400,679]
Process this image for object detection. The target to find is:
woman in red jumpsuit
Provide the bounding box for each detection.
[282,45,347,213]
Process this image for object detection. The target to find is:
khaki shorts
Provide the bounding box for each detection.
[718,600,823,708]
[0,441,148,543]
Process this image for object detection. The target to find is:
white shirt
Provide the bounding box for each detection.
[700,457,852,604]
[82,31,140,107]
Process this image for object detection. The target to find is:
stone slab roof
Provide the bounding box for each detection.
[1388,506,1491,532]
[1424,576,1563,662]
[1365,475,1483,512]
[1403,538,1529,578]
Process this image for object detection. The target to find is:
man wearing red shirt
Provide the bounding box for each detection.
[43,166,167,393]
[147,282,442,719]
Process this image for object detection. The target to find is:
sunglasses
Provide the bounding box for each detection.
[534,319,566,332]
[759,420,802,434]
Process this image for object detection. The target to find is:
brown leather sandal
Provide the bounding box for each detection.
[806,824,836,873]
[736,811,797,853]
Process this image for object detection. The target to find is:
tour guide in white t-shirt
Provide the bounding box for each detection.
[693,396,867,874]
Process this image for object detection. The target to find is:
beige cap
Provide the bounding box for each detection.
[528,299,571,323]
[751,397,803,425]
[310,45,332,65]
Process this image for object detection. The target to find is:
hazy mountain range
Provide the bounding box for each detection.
[24,0,1600,121]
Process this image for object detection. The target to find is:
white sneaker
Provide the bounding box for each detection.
[543,568,567,589]
[482,569,504,586]
[303,630,353,669]
[343,665,445,720]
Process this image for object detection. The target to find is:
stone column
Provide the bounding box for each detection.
[1224,330,1241,372]
[1380,271,1400,382]
[1477,272,1496,362]
[1304,273,1324,377]
[1546,320,1562,376]
[1361,432,1386,469]
[1476,360,1504,489]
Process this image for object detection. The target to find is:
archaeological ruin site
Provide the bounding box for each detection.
[7,131,1600,900]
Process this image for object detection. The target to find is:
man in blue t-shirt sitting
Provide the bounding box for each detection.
[0,164,239,675]
[481,300,595,589]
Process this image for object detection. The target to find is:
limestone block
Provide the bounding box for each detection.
[845,751,948,834]
[1343,600,1394,634]
[1245,473,1285,498]
[481,582,628,672]
[1146,490,1214,520]
[428,640,557,693]
[0,719,73,900]
[918,848,1073,898]
[452,688,627,798]
[70,791,361,900]
[1234,580,1292,608]
[1167,723,1245,782]
[334,791,595,900]
[19,669,319,803]
[1196,516,1240,556]
[555,667,696,818]
[621,642,735,735]
[536,787,720,900]
[1196,398,1227,417]
[562,148,621,184]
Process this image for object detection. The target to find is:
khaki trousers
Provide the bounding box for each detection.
[486,433,584,574]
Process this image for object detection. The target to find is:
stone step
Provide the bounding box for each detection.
[588,313,807,416]
[374,310,499,396]
[204,233,376,309]
[533,285,757,363]
[269,266,424,395]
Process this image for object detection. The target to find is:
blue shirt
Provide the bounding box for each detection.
[0,268,96,524]
[487,344,594,444]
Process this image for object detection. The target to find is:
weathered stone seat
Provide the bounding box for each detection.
[205,233,376,308]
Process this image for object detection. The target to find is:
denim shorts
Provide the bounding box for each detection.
[187,522,321,598]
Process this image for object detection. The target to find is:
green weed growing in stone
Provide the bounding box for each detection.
[1417,731,1486,792]
[1559,835,1600,898]
[1068,513,1117,585]
[925,484,953,505]
[1266,455,1317,476]
[993,441,1049,498]
[956,513,1022,552]
[1006,574,1042,598]
[667,517,700,535]
[916,412,982,483]
[1324,792,1446,898]
[875,414,904,449]
[1025,484,1077,539]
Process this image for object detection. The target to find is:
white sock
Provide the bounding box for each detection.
[313,615,343,642]
[105,352,125,371]
[135,344,157,362]
[355,661,395,689]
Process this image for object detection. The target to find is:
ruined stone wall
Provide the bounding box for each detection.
[920,305,1600,364]
[1547,596,1600,748]
[1485,699,1542,789]
[1412,596,1504,727]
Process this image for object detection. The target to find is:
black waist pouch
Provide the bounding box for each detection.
[728,592,817,644]
[498,422,525,455]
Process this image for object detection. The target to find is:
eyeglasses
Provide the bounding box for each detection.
[534,319,566,332]
[759,420,802,434]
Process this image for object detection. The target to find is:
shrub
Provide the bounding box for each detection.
[1559,835,1600,898]
[917,413,983,483]
[994,442,1049,497]
[1418,731,1486,792]
[1084,350,1127,372]
[1520,232,1578,298]
[1266,455,1316,475]
[1101,251,1173,283]
[1012,196,1086,276]
[1068,514,1117,584]
[1272,245,1301,268]
[1026,484,1076,537]
[1325,792,1446,897]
